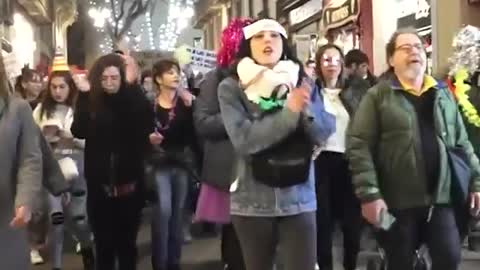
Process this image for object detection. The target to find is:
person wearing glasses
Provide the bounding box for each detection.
[347,28,480,270]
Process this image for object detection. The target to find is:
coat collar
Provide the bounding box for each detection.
[389,74,444,95]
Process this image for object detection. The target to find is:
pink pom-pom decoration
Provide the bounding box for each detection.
[216,17,253,68]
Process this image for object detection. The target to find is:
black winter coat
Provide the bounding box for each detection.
[193,68,236,190]
[71,85,153,193]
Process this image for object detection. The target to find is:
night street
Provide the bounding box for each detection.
[2,1,480,270]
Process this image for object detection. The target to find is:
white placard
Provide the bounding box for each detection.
[186,46,217,73]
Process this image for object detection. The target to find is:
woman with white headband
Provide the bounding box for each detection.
[218,18,335,270]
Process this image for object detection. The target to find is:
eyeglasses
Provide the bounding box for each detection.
[321,55,342,66]
[395,43,424,52]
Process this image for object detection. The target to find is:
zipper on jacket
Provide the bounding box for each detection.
[428,83,448,223]
[427,205,434,223]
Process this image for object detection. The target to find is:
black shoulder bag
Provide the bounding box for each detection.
[250,126,313,188]
[246,98,314,188]
[439,89,472,238]
[439,90,471,203]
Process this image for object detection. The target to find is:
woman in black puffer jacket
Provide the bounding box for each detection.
[71,53,152,270]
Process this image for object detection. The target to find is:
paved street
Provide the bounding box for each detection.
[34,209,480,270]
[34,208,224,270]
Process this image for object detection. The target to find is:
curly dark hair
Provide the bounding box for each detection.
[39,71,78,119]
[87,53,127,112]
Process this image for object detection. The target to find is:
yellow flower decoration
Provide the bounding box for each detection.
[454,68,480,127]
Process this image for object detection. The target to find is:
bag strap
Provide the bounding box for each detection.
[437,85,461,148]
[431,86,460,217]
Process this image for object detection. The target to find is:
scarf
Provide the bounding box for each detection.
[322,88,342,102]
[237,57,300,111]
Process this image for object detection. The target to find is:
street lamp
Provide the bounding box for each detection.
[88,7,110,28]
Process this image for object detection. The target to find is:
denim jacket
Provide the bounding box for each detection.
[218,77,335,216]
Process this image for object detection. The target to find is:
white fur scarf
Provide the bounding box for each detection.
[237,57,300,104]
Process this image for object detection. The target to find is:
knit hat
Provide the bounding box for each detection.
[51,49,70,72]
[243,19,287,40]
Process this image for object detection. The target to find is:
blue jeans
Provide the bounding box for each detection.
[151,166,189,270]
[49,151,92,269]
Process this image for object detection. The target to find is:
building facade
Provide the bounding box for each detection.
[431,0,480,76]
[193,0,373,65]
[372,0,480,76]
[1,0,77,80]
[277,0,324,62]
[193,0,277,50]
[276,0,372,65]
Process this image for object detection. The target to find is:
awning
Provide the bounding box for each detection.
[320,0,360,32]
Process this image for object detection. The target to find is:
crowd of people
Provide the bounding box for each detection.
[1,16,480,270]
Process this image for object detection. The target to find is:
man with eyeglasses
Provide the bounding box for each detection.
[346,28,480,270]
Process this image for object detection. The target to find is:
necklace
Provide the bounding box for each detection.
[154,94,178,132]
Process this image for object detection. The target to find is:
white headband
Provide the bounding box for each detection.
[243,19,287,40]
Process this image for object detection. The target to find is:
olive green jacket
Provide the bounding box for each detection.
[347,77,480,210]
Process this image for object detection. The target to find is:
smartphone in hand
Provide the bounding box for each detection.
[378,208,396,231]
